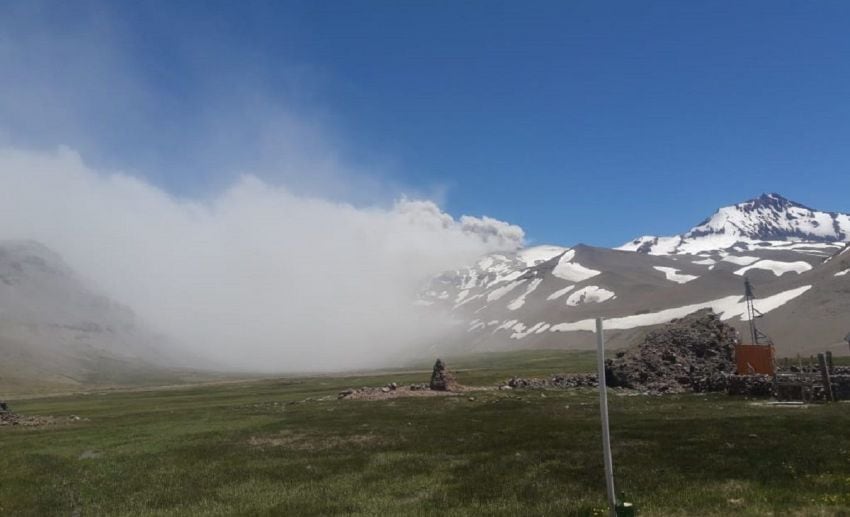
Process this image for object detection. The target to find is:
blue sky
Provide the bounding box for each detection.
[2,1,850,247]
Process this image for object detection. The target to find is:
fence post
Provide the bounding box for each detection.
[596,318,617,517]
[817,353,835,402]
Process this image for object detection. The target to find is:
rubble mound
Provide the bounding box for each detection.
[606,310,738,394]
[429,358,457,391]
[726,374,774,397]
[0,402,81,427]
[503,373,598,390]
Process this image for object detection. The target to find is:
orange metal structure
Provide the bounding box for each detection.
[734,344,775,375]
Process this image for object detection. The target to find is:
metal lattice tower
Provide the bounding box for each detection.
[744,277,771,346]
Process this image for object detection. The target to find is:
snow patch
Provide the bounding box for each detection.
[692,258,716,266]
[653,266,699,284]
[455,289,470,303]
[722,255,760,266]
[617,235,683,255]
[516,245,568,267]
[476,257,494,271]
[551,250,601,282]
[453,293,483,309]
[486,280,526,302]
[507,278,543,311]
[566,286,616,306]
[546,285,576,301]
[511,321,549,339]
[495,320,519,332]
[550,285,812,332]
[734,260,812,277]
[484,269,524,289]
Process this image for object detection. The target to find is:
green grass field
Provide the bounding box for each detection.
[2,350,850,516]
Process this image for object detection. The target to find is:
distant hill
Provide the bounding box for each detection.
[0,240,204,395]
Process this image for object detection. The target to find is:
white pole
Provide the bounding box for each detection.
[596,317,617,516]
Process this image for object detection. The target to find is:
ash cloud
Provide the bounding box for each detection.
[0,147,524,371]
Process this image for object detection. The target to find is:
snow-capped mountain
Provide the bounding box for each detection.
[618,193,850,256]
[421,194,850,357]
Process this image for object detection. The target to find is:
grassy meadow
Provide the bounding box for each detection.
[2,350,850,516]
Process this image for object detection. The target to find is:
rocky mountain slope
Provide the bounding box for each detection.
[0,241,188,394]
[421,194,850,357]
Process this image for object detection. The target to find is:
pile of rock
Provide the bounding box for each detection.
[0,402,78,427]
[337,383,399,400]
[550,373,599,388]
[0,412,21,426]
[0,401,17,426]
[605,310,739,395]
[338,360,461,400]
[504,377,548,390]
[502,373,598,390]
[408,383,430,391]
[726,374,774,397]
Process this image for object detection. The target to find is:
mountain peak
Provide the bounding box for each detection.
[619,193,850,255]
[742,193,809,212]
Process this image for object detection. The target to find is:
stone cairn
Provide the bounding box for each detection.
[429,358,457,391]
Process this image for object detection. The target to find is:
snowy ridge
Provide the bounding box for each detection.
[422,244,603,311]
